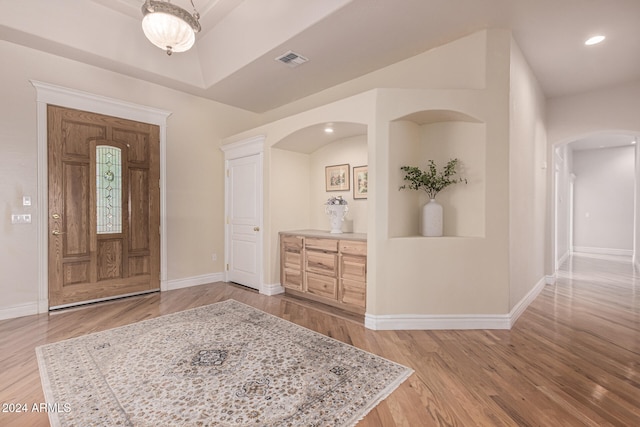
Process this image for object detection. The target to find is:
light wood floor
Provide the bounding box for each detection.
[1,253,639,426]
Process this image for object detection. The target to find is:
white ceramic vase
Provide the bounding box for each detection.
[422,199,443,237]
[326,204,348,234]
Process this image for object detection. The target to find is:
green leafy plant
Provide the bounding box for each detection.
[400,158,467,199]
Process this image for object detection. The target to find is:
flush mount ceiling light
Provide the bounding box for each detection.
[141,0,201,56]
[585,35,605,46]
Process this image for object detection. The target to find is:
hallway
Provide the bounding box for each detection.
[520,252,640,425]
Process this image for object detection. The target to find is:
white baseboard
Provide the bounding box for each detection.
[165,273,224,291]
[261,283,285,296]
[365,276,546,331]
[573,246,633,257]
[509,277,546,327]
[0,301,40,321]
[365,312,510,331]
[557,250,570,268]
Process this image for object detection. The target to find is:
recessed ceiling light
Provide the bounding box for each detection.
[585,35,605,46]
[324,127,334,134]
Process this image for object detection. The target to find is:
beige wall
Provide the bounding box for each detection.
[375,86,510,315]
[370,30,513,317]
[309,136,368,233]
[261,30,488,123]
[508,38,547,308]
[223,29,535,319]
[0,40,260,317]
[418,121,486,238]
[269,148,312,279]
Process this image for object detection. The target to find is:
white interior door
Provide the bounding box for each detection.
[226,154,262,290]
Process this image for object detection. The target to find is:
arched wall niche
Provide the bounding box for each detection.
[270,121,369,236]
[388,109,486,238]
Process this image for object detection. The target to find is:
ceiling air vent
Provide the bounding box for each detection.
[275,50,309,68]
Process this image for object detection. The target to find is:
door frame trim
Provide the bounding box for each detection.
[221,135,266,293]
[31,81,171,312]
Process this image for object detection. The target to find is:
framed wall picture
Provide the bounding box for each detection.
[325,164,350,191]
[353,165,368,199]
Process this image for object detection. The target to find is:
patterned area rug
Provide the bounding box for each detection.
[36,299,413,426]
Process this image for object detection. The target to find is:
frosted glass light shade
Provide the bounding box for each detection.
[141,1,201,55]
[142,12,195,53]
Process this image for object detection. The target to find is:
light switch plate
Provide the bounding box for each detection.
[23,196,32,206]
[11,214,32,224]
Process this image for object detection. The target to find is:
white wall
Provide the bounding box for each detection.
[572,146,635,254]
[554,145,573,266]
[547,80,640,272]
[0,40,260,319]
[637,143,640,268]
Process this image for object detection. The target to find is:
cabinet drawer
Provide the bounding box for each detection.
[283,251,302,270]
[306,272,337,299]
[281,235,303,251]
[339,240,366,256]
[306,250,337,276]
[340,254,366,281]
[282,268,303,291]
[305,237,338,252]
[340,278,366,308]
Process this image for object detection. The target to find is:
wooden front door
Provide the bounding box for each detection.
[48,105,160,308]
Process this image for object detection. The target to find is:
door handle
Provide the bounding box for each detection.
[51,213,61,219]
[253,226,260,232]
[51,230,66,235]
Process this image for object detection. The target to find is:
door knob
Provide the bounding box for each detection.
[51,213,61,219]
[51,230,65,235]
[253,226,260,232]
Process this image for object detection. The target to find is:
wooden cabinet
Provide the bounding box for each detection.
[281,235,304,291]
[280,231,366,315]
[338,240,367,311]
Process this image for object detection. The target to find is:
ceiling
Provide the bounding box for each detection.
[1,0,639,114]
